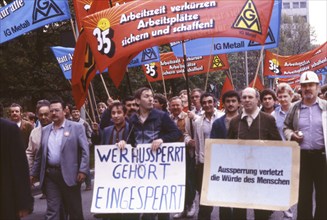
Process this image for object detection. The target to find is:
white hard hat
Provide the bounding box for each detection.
[300,71,319,84]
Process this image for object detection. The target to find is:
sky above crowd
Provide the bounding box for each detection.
[309,0,327,45]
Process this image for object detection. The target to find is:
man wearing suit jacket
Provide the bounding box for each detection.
[9,103,34,149]
[31,99,89,220]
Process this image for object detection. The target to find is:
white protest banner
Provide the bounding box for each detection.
[91,143,186,213]
[201,139,300,211]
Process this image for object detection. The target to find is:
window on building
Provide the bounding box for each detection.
[283,2,290,9]
[293,2,299,8]
[300,2,307,8]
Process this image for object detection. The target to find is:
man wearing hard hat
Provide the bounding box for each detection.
[284,71,327,220]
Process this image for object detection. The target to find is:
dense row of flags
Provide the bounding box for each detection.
[1,0,326,109]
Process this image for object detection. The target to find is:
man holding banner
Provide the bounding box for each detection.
[128,87,182,220]
[284,71,327,220]
[228,87,281,219]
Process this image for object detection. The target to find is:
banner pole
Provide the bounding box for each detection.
[204,38,215,92]
[252,47,265,89]
[125,68,133,95]
[228,68,235,88]
[182,40,194,139]
[245,51,249,87]
[159,64,168,99]
[99,73,111,99]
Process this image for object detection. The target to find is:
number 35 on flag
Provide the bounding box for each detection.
[93,18,115,57]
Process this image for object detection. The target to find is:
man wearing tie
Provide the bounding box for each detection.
[31,99,89,220]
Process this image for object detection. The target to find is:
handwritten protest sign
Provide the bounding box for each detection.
[201,139,300,211]
[91,143,186,213]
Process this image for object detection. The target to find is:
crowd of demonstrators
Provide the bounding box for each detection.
[1,70,326,220]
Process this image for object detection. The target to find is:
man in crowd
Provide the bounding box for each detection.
[126,87,182,220]
[71,106,93,191]
[26,100,52,199]
[194,92,224,220]
[26,100,52,173]
[9,103,34,148]
[210,90,240,220]
[228,87,281,219]
[154,93,168,112]
[260,89,278,116]
[94,102,138,220]
[169,96,196,218]
[284,71,326,220]
[123,96,138,119]
[1,105,34,220]
[273,83,295,219]
[31,99,89,220]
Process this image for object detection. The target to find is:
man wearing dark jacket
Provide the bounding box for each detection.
[1,118,34,219]
[228,87,281,220]
[127,87,182,220]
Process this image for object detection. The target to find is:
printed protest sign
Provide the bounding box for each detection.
[201,139,300,211]
[0,0,71,44]
[171,0,282,57]
[81,0,274,86]
[142,52,229,82]
[51,46,74,80]
[91,143,186,213]
[264,42,327,78]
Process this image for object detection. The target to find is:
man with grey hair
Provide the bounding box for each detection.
[284,71,327,220]
[228,87,281,219]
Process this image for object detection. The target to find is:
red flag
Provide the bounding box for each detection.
[72,1,133,106]
[249,76,265,91]
[219,76,234,110]
[82,0,274,86]
[71,30,97,109]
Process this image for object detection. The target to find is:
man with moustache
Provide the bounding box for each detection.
[31,99,89,220]
[193,92,224,220]
[9,103,34,149]
[284,71,327,220]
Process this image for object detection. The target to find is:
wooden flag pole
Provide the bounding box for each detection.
[252,47,265,89]
[182,40,194,138]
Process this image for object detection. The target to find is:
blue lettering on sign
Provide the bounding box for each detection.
[94,185,185,210]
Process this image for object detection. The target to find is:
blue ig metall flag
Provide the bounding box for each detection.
[51,46,74,80]
[171,0,281,57]
[128,46,160,68]
[0,0,71,44]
